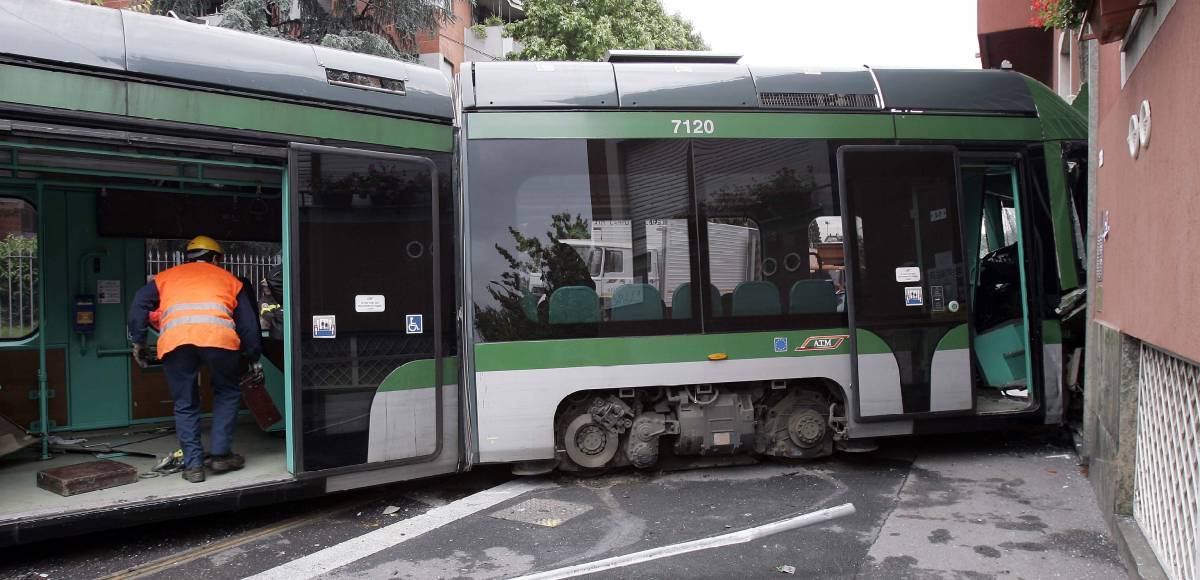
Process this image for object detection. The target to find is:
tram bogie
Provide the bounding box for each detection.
[554,379,846,471]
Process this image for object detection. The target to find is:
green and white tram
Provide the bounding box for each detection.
[0,0,1087,545]
[457,52,1088,471]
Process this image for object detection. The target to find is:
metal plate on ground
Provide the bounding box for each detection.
[488,498,593,528]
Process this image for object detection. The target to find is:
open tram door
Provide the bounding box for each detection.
[287,144,458,481]
[838,146,976,420]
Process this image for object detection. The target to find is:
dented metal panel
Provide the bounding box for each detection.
[471,61,618,109]
[613,62,757,109]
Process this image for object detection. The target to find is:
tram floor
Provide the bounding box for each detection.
[0,417,287,524]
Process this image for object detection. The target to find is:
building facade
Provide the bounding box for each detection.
[980,2,1196,578]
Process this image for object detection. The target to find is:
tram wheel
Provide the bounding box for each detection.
[562,414,618,469]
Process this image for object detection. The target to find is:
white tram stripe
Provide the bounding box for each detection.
[510,503,857,580]
[245,478,556,580]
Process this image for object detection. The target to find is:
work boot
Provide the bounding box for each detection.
[209,453,245,474]
[182,467,206,483]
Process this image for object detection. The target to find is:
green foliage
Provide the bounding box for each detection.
[506,0,706,61]
[320,31,404,60]
[470,23,488,39]
[148,0,454,60]
[1029,0,1090,30]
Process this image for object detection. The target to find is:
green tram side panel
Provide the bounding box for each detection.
[472,329,891,374]
[893,114,1043,141]
[0,64,453,152]
[378,357,461,393]
[466,111,896,140]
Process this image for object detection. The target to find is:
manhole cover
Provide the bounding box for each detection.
[488,498,593,528]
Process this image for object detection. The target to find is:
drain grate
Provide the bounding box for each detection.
[489,498,593,528]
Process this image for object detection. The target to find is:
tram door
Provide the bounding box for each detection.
[287,144,451,474]
[838,147,974,419]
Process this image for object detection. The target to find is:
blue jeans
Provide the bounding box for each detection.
[162,345,242,469]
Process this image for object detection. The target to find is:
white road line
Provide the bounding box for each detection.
[511,503,857,580]
[245,478,557,580]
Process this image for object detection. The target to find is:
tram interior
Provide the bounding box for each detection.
[0,134,290,520]
[962,164,1034,414]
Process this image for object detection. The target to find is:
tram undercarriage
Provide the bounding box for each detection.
[554,381,848,472]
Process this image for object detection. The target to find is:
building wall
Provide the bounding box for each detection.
[1092,0,1200,363]
[416,0,473,74]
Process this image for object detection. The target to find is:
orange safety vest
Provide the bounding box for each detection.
[153,262,243,357]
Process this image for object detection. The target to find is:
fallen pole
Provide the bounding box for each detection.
[512,502,857,580]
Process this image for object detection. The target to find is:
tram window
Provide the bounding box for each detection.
[468,139,698,342]
[693,139,841,331]
[0,198,38,340]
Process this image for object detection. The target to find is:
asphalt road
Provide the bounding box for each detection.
[0,429,1126,580]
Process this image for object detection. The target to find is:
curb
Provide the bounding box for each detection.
[1113,515,1169,580]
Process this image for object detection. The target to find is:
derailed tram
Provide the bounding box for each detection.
[459,54,1088,472]
[0,0,1086,545]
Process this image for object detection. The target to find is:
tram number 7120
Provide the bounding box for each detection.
[671,119,715,135]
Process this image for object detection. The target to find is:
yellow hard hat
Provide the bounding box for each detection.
[186,235,223,255]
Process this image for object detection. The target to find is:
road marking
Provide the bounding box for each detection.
[246,478,556,580]
[511,503,856,580]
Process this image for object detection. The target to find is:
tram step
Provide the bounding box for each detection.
[37,460,138,497]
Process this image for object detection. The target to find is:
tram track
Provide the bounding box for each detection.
[95,490,395,580]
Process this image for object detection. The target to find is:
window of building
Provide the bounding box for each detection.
[0,198,38,340]
[1057,30,1073,100]
[693,140,841,331]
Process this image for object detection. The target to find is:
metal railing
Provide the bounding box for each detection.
[0,239,37,340]
[146,248,281,300]
[1135,344,1199,580]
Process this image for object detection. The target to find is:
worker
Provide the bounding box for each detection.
[127,235,262,483]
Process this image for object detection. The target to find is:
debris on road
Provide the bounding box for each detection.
[776,564,796,574]
[382,506,401,516]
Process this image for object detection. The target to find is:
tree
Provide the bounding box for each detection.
[149,0,454,60]
[506,0,706,61]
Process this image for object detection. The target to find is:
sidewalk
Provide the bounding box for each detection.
[862,432,1127,579]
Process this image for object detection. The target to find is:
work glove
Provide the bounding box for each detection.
[131,343,149,369]
[248,361,264,381]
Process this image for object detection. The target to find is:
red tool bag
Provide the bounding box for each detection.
[240,368,282,430]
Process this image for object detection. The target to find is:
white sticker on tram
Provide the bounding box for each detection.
[246,478,557,580]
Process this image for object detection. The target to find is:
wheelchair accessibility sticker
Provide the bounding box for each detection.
[773,337,789,353]
[795,335,848,352]
[406,314,424,334]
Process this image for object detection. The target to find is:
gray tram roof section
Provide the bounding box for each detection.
[463,60,1038,115]
[0,0,452,121]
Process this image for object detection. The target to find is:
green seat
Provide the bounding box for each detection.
[732,281,780,317]
[519,291,539,322]
[974,319,1027,388]
[611,284,664,321]
[788,280,838,314]
[671,282,723,319]
[548,286,599,324]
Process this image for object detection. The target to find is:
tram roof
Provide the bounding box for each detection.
[461,59,1062,118]
[0,0,452,121]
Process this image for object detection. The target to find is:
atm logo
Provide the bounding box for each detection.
[796,335,848,352]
